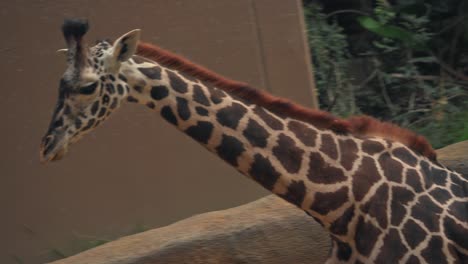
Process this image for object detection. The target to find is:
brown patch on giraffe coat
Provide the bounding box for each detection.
[216,135,245,167]
[330,205,355,235]
[118,74,127,82]
[352,157,380,201]
[320,134,338,160]
[249,154,280,191]
[185,121,213,145]
[393,147,418,166]
[91,100,100,115]
[273,134,304,174]
[150,85,169,101]
[145,102,155,109]
[138,66,162,80]
[421,236,449,264]
[407,256,421,264]
[448,201,468,223]
[429,187,452,204]
[362,140,385,155]
[444,216,468,250]
[97,107,107,118]
[105,83,115,94]
[102,94,110,105]
[75,118,82,129]
[160,106,178,126]
[355,216,381,256]
[338,139,358,170]
[448,243,467,264]
[167,70,188,93]
[210,88,226,104]
[411,195,442,232]
[334,240,353,261]
[406,169,424,193]
[310,186,349,215]
[288,120,317,147]
[117,84,125,95]
[126,95,138,103]
[431,167,448,186]
[307,152,347,184]
[82,118,95,131]
[176,97,190,121]
[360,184,389,229]
[378,153,404,183]
[391,186,415,226]
[450,173,467,198]
[192,84,210,106]
[375,228,408,263]
[216,102,247,129]
[402,219,427,249]
[419,160,434,188]
[195,106,209,116]
[253,106,284,130]
[137,42,437,160]
[243,119,269,148]
[280,180,306,207]
[133,84,144,93]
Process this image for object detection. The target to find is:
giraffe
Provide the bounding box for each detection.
[41,19,467,263]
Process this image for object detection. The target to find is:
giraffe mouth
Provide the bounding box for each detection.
[40,134,69,163]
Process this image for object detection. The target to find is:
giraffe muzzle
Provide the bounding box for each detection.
[40,133,68,163]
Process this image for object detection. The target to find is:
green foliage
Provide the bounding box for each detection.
[304,0,468,148]
[413,110,468,148]
[357,16,416,46]
[304,5,357,116]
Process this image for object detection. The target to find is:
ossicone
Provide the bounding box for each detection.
[62,18,89,41]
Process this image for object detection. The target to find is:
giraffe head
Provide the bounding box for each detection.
[40,19,141,163]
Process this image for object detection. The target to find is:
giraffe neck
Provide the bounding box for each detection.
[120,55,468,263]
[121,56,352,217]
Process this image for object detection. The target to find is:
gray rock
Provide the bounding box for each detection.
[49,195,330,264]
[435,140,468,175]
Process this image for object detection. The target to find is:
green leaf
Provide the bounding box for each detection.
[357,16,382,31]
[357,16,427,49]
[357,16,409,39]
[408,56,437,63]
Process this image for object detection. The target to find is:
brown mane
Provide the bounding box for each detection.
[136,42,437,161]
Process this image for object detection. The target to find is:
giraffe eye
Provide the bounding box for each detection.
[79,82,98,95]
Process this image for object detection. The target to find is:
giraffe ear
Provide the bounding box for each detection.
[111,29,141,62]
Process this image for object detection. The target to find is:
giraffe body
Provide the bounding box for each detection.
[41,20,468,263]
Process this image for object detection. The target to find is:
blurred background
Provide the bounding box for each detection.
[1,1,314,263]
[1,0,467,263]
[304,0,468,148]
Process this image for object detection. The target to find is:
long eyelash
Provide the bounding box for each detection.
[79,82,98,95]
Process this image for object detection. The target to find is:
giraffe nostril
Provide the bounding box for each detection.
[43,135,53,148]
[41,134,56,156]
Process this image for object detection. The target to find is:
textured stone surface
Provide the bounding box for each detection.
[49,195,330,264]
[435,140,468,175]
